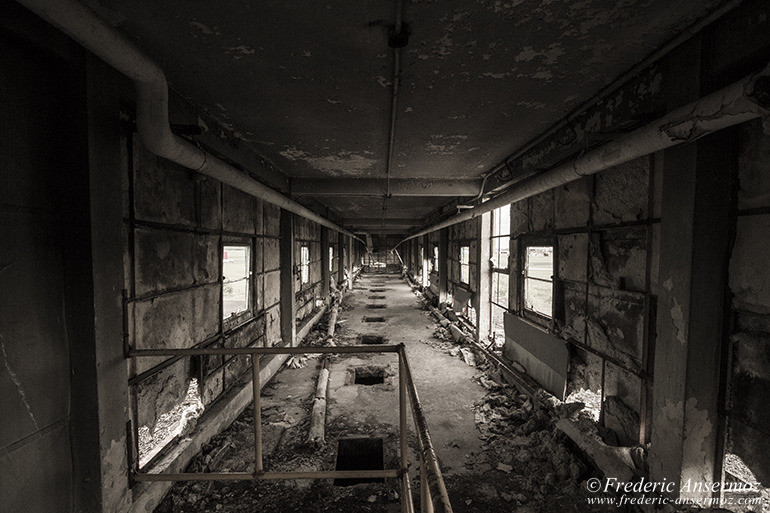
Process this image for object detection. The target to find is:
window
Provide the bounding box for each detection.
[523,245,553,318]
[300,245,310,284]
[433,245,439,274]
[329,246,334,273]
[460,245,470,284]
[490,205,510,345]
[223,244,251,323]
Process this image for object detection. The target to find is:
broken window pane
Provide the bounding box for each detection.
[492,204,510,237]
[223,245,250,320]
[524,246,553,318]
[460,245,470,284]
[492,271,509,308]
[492,236,509,269]
[301,245,310,284]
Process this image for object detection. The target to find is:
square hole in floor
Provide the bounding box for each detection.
[363,316,386,323]
[368,295,386,300]
[370,288,386,292]
[354,366,385,385]
[334,438,385,486]
[366,304,386,309]
[361,335,385,345]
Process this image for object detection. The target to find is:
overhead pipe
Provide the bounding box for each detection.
[477,0,747,200]
[384,0,406,198]
[18,0,366,245]
[395,66,770,248]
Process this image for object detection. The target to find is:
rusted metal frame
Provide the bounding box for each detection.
[133,469,400,482]
[639,154,657,445]
[128,344,401,358]
[398,350,411,513]
[251,355,262,474]
[131,344,405,487]
[566,338,652,383]
[402,471,415,513]
[398,346,453,513]
[127,332,224,386]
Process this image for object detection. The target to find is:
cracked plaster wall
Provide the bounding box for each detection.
[294,217,323,322]
[505,156,659,446]
[127,137,279,436]
[724,118,770,486]
[0,34,78,513]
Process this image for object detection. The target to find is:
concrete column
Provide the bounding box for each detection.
[77,57,131,513]
[337,236,345,286]
[421,235,430,287]
[438,228,449,304]
[477,213,491,342]
[649,129,735,498]
[321,227,330,299]
[346,236,354,289]
[280,210,296,346]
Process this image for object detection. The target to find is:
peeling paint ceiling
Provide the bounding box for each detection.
[91,0,721,232]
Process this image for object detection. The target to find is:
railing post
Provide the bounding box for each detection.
[252,354,263,474]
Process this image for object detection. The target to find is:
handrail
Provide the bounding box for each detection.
[127,343,453,513]
[399,345,454,513]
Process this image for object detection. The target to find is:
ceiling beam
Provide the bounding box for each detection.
[291,178,481,197]
[342,218,423,227]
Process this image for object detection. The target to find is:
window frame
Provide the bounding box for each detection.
[222,240,254,330]
[490,205,510,311]
[328,246,334,273]
[518,237,555,326]
[459,245,470,285]
[300,244,310,285]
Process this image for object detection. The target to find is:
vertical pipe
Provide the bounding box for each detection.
[252,355,263,473]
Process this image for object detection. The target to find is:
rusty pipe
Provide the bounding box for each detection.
[17,0,366,245]
[395,63,770,248]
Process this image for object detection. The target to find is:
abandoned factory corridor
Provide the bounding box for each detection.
[4,1,770,512]
[154,273,600,513]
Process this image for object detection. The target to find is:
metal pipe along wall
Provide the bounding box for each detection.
[17,0,366,245]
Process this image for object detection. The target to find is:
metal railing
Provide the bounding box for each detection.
[128,344,453,513]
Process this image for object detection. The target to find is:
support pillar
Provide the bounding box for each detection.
[421,235,430,287]
[337,235,345,287]
[321,227,330,299]
[477,212,491,342]
[438,228,449,305]
[346,236,354,289]
[280,210,296,346]
[649,129,735,498]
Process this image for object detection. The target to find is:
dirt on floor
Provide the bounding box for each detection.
[155,273,627,513]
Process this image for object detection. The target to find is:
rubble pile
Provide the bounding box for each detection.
[465,382,618,511]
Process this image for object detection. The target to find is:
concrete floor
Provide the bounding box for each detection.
[331,272,486,479]
[156,273,616,513]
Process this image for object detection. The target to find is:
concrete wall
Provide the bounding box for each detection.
[448,218,480,319]
[725,118,770,486]
[294,216,322,322]
[0,29,81,513]
[330,230,340,287]
[126,137,279,437]
[504,157,659,445]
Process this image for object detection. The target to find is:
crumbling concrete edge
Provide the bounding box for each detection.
[129,306,328,513]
